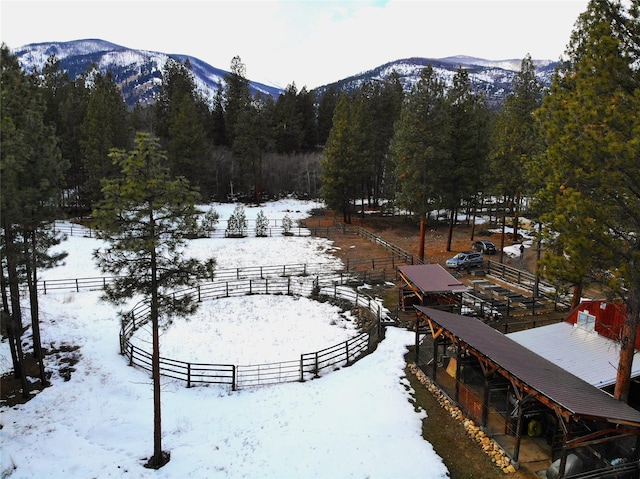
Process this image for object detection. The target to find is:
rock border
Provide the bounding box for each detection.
[408,363,518,474]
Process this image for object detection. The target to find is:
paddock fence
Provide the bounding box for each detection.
[354,227,418,265]
[37,256,404,294]
[119,275,388,390]
[52,219,349,240]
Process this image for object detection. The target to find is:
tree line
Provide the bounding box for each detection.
[0,0,638,446]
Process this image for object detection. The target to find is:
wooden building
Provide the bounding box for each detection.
[414,306,640,478]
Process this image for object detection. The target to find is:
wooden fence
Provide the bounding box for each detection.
[38,256,404,294]
[52,219,348,240]
[486,260,571,309]
[354,227,417,265]
[119,276,387,390]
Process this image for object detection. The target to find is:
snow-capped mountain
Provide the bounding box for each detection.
[317,55,559,109]
[12,39,558,109]
[12,39,284,107]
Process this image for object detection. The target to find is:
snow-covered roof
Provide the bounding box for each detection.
[507,321,640,389]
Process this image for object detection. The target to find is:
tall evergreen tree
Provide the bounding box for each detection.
[80,70,132,206]
[168,93,210,190]
[491,55,543,259]
[155,58,211,195]
[93,133,215,469]
[316,86,339,147]
[320,95,362,223]
[441,67,490,251]
[532,0,640,402]
[373,71,404,205]
[350,74,404,209]
[274,83,304,154]
[223,56,252,148]
[391,66,450,260]
[297,86,318,152]
[39,54,89,211]
[210,81,226,146]
[1,44,68,395]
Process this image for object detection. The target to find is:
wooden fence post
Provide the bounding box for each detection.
[300,355,305,382]
[232,365,237,391]
[345,340,350,365]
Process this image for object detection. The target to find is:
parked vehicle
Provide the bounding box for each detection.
[446,251,484,270]
[472,240,497,255]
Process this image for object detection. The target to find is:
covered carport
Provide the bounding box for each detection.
[397,264,468,313]
[414,306,640,478]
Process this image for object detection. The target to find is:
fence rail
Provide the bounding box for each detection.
[486,260,571,310]
[354,227,416,265]
[119,276,387,390]
[38,256,403,294]
[52,219,350,240]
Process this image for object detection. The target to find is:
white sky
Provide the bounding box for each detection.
[0,199,451,478]
[1,0,589,89]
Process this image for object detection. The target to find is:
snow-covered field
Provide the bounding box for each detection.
[0,199,449,478]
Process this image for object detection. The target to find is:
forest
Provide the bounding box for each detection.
[0,0,639,405]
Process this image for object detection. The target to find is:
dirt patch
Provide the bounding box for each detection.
[1,343,81,407]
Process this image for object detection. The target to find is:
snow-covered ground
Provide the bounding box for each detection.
[0,199,450,479]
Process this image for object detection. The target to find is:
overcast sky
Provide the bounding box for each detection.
[1,0,589,89]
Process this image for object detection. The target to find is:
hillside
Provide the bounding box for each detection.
[12,39,558,108]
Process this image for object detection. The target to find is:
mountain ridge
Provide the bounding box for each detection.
[12,38,558,109]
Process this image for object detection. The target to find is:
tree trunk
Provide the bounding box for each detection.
[0,265,20,375]
[570,284,583,311]
[499,211,507,264]
[446,209,455,252]
[512,190,520,242]
[3,224,29,397]
[470,196,480,241]
[24,231,47,386]
[146,217,168,469]
[418,214,426,263]
[614,285,640,402]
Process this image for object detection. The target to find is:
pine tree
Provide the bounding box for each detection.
[255,209,269,237]
[80,71,132,206]
[223,56,252,147]
[201,206,220,236]
[225,204,248,237]
[348,74,404,210]
[1,44,68,395]
[491,55,543,259]
[390,65,450,260]
[298,86,319,152]
[317,86,339,147]
[282,214,294,236]
[320,95,362,223]
[155,58,211,196]
[92,133,215,468]
[441,67,490,251]
[39,54,89,210]
[533,0,640,402]
[274,83,304,154]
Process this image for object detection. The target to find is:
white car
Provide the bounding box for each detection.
[445,251,484,270]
